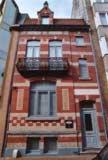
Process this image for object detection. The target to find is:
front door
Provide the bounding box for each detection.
[81,108,100,149]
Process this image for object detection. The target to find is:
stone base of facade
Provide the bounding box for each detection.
[4,147,81,157]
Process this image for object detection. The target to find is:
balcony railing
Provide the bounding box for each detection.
[16,57,69,77]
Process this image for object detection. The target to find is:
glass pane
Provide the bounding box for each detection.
[56,47,62,57]
[42,17,49,24]
[27,41,40,47]
[84,114,93,131]
[27,138,40,152]
[100,13,107,25]
[44,137,57,153]
[29,92,36,116]
[33,47,40,57]
[49,47,56,57]
[76,37,84,46]
[79,59,89,78]
[38,92,49,116]
[27,47,33,57]
[50,92,56,115]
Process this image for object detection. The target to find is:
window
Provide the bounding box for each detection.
[79,59,89,79]
[49,41,62,58]
[44,137,57,153]
[96,0,102,2]
[41,17,49,24]
[29,83,56,117]
[100,13,107,25]
[26,41,40,57]
[76,37,84,46]
[84,114,93,131]
[27,137,40,153]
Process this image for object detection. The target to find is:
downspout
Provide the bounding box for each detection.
[1,30,20,156]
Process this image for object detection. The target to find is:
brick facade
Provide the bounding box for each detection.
[1,2,107,158]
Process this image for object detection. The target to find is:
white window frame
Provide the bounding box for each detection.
[76,37,84,46]
[26,41,40,58]
[49,41,62,58]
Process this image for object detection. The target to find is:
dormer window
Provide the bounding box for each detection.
[41,17,49,24]
[37,1,54,25]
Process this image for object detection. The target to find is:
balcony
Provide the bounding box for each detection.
[16,57,69,77]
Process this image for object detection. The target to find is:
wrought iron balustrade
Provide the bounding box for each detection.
[16,57,69,77]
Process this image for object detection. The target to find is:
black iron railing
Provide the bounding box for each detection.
[16,57,69,77]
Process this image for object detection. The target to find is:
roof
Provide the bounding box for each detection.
[24,18,86,26]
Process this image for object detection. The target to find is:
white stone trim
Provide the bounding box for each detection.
[74,89,100,95]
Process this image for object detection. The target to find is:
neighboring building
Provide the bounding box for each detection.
[1,2,107,158]
[0,0,28,156]
[103,54,108,83]
[0,0,28,92]
[72,0,108,133]
[0,0,19,87]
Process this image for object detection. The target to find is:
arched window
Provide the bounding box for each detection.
[29,83,56,117]
[26,41,40,58]
[49,41,62,58]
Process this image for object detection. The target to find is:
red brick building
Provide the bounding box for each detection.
[2,1,107,157]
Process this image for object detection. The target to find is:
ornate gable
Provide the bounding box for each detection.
[37,1,54,24]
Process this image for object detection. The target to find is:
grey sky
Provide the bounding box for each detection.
[15,0,72,18]
[0,0,71,18]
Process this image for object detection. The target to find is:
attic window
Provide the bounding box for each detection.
[41,17,49,24]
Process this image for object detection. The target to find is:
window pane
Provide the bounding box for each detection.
[27,41,40,47]
[42,17,49,24]
[49,41,62,58]
[49,47,56,57]
[100,13,107,25]
[30,83,56,117]
[27,47,33,57]
[33,47,40,57]
[96,0,102,2]
[76,37,84,46]
[84,114,93,131]
[29,92,36,116]
[50,92,56,115]
[27,138,40,152]
[79,59,89,78]
[27,41,40,57]
[38,92,49,116]
[56,47,62,57]
[44,137,57,153]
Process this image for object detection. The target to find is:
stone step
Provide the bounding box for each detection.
[3,154,97,160]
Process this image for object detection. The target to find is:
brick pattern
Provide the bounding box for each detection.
[6,23,107,155]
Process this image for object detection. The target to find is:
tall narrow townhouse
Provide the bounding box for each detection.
[72,0,108,134]
[2,1,107,158]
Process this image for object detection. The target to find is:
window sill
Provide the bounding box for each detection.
[26,116,59,121]
[79,77,91,80]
